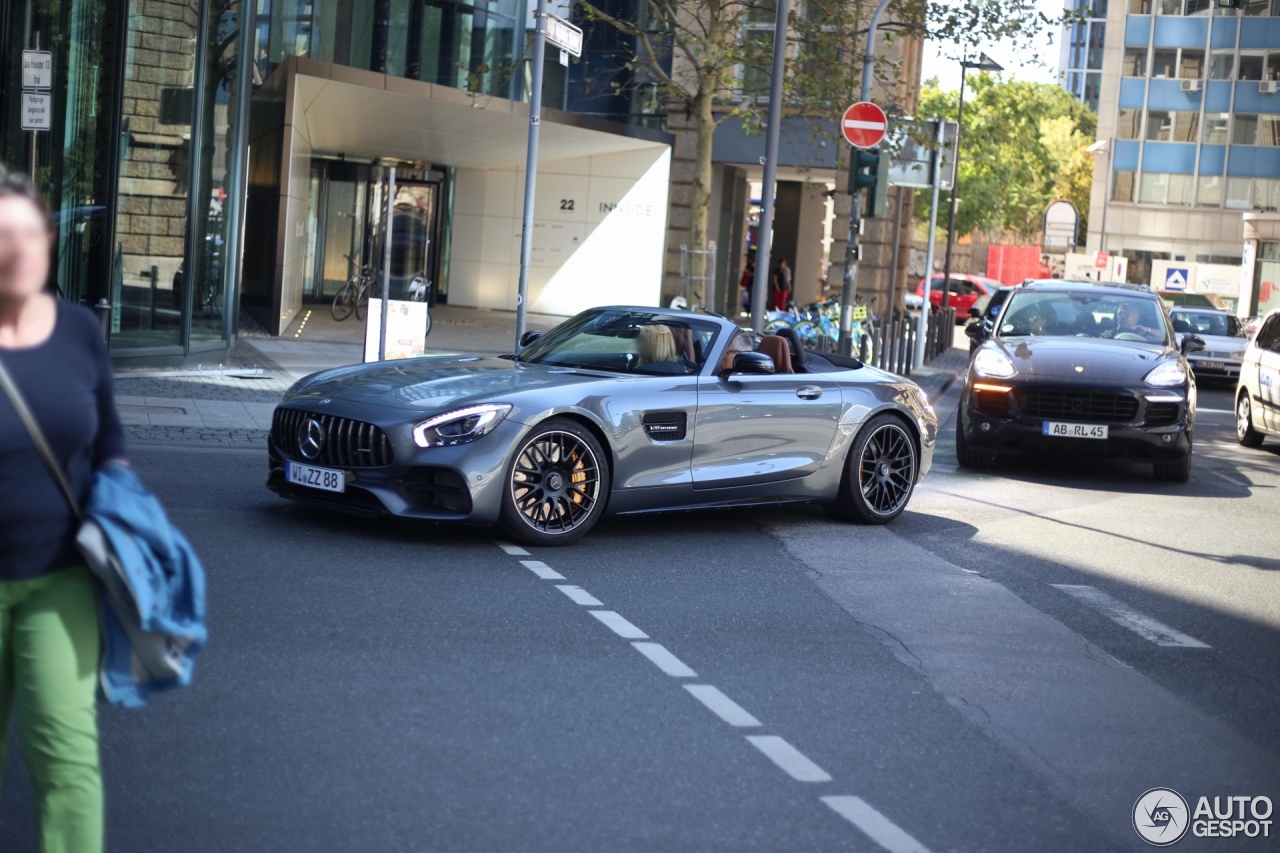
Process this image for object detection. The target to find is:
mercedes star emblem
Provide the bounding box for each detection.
[298,418,325,459]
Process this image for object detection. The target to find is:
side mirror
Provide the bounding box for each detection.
[964,323,985,340]
[1181,334,1206,355]
[519,330,543,348]
[967,307,982,319]
[725,352,775,376]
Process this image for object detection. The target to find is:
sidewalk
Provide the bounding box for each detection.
[116,305,970,447]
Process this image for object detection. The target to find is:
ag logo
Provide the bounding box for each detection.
[1134,788,1190,846]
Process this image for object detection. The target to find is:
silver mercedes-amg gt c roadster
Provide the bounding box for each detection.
[267,306,938,545]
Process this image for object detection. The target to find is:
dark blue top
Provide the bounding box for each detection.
[0,302,126,580]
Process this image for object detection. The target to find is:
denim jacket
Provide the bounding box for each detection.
[76,463,207,707]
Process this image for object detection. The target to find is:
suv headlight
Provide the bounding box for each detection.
[413,404,512,447]
[973,346,1016,378]
[1144,361,1187,387]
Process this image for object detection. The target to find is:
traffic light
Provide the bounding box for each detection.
[847,148,890,218]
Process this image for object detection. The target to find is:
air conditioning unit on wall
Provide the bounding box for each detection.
[1180,79,1203,92]
[1260,80,1278,94]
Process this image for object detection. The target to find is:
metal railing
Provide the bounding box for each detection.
[874,306,955,376]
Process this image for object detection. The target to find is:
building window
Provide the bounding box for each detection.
[1259,115,1280,145]
[1198,175,1223,206]
[1087,24,1106,70]
[1179,49,1204,78]
[1240,53,1265,81]
[1152,50,1178,78]
[1129,0,1150,10]
[1155,0,1181,13]
[1169,174,1195,205]
[1114,170,1137,201]
[1226,178,1253,209]
[1147,110,1172,140]
[1196,254,1242,264]
[1184,0,1212,13]
[1140,172,1169,202]
[1268,52,1280,81]
[1243,0,1270,14]
[1210,52,1234,80]
[1118,108,1143,139]
[1253,179,1280,210]
[1124,49,1147,77]
[1203,113,1230,144]
[1174,111,1199,141]
[1234,114,1260,144]
[1122,250,1171,286]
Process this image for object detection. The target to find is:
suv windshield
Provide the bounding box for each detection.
[1171,309,1245,338]
[518,309,721,375]
[999,291,1171,345]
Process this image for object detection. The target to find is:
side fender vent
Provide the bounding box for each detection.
[642,411,688,441]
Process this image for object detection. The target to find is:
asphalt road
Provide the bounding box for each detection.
[2,378,1277,852]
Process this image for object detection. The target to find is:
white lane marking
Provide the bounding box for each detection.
[822,796,933,853]
[556,585,603,606]
[1197,408,1234,414]
[495,540,530,555]
[520,560,565,580]
[588,610,649,639]
[1052,585,1210,648]
[745,735,832,782]
[684,685,761,727]
[632,642,697,677]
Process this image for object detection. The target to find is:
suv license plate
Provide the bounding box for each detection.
[1196,360,1224,370]
[1042,422,1108,439]
[286,461,345,492]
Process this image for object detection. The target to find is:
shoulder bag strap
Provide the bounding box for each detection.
[0,355,83,521]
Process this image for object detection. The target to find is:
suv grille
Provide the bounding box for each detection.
[1016,389,1139,423]
[1145,402,1181,427]
[272,408,394,468]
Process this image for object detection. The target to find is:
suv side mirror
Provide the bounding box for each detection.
[1181,334,1206,355]
[964,323,985,340]
[725,352,775,376]
[519,330,543,348]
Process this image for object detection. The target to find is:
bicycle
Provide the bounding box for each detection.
[332,257,376,321]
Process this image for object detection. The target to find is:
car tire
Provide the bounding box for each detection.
[954,418,994,469]
[826,414,918,525]
[1237,393,1264,448]
[1152,453,1191,484]
[497,418,610,546]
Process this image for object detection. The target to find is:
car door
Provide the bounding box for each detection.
[692,356,842,490]
[1257,317,1280,431]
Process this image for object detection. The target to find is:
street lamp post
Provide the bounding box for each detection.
[940,53,1002,311]
[1086,138,1112,270]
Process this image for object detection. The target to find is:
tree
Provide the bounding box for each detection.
[916,74,1096,240]
[574,0,1056,300]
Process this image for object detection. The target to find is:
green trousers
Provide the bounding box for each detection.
[0,565,103,853]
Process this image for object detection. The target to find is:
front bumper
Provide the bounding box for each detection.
[1187,356,1242,381]
[960,386,1192,461]
[266,417,528,524]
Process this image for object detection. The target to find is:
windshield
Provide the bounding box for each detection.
[1171,309,1245,338]
[998,291,1172,345]
[518,309,722,375]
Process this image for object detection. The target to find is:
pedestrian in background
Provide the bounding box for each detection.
[771,257,792,311]
[739,257,755,315]
[0,167,124,853]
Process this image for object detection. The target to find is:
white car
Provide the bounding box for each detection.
[1171,307,1250,383]
[1236,309,1280,448]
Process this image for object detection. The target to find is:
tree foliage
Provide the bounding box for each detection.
[917,74,1097,241]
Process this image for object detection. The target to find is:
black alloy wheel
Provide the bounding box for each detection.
[827,414,918,524]
[1237,393,1265,448]
[499,418,609,545]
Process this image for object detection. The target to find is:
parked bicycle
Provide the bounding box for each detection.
[332,255,377,321]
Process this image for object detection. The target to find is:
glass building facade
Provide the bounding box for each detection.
[1062,0,1109,111]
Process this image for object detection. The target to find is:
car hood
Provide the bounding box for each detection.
[284,355,618,415]
[993,336,1176,381]
[1183,333,1247,355]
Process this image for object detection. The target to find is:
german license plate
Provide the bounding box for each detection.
[1042,422,1108,439]
[286,461,345,492]
[1197,360,1224,370]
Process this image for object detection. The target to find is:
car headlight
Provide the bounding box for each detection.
[413,404,512,447]
[1231,350,1246,360]
[1144,361,1187,387]
[973,346,1016,378]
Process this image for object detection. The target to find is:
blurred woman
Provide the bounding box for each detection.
[637,324,678,365]
[0,167,123,853]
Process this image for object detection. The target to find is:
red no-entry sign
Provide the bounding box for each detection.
[841,102,887,149]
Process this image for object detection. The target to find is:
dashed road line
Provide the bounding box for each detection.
[588,610,649,639]
[821,796,933,853]
[520,559,566,580]
[495,540,530,556]
[1052,584,1210,648]
[746,735,832,782]
[684,685,761,727]
[632,642,697,677]
[556,584,603,606]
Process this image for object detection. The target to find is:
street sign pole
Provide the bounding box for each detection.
[914,118,944,369]
[748,0,791,332]
[379,166,396,361]
[514,0,550,349]
[838,0,891,357]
